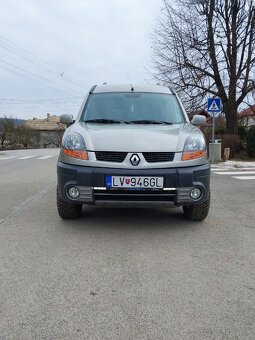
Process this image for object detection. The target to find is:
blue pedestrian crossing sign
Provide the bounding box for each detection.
[207,98,221,113]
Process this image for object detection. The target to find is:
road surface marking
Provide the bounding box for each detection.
[0,154,57,160]
[213,171,255,175]
[0,156,16,160]
[232,176,255,180]
[211,167,255,172]
[37,155,55,160]
[17,156,35,160]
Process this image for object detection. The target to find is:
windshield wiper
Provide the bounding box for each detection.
[130,120,173,125]
[84,119,173,125]
[84,119,132,124]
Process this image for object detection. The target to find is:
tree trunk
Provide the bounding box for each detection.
[223,101,238,135]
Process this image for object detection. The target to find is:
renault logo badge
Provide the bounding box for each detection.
[130,154,140,166]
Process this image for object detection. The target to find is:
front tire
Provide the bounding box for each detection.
[183,193,210,221]
[57,188,82,219]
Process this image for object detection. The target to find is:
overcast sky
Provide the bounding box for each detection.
[0,0,162,119]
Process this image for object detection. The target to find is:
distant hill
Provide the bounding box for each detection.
[0,117,26,125]
[12,118,26,126]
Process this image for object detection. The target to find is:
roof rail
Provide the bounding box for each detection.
[168,86,176,95]
[89,85,97,94]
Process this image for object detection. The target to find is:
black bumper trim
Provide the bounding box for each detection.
[57,162,210,206]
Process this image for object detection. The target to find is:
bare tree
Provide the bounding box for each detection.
[16,125,33,149]
[0,118,36,149]
[152,0,255,134]
[0,117,15,149]
[41,130,64,148]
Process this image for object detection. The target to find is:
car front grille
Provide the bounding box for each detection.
[95,151,128,163]
[142,152,175,163]
[95,151,175,163]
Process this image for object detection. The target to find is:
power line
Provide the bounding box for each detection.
[0,64,80,97]
[0,35,86,90]
[0,34,86,89]
[0,40,86,91]
[0,99,83,106]
[0,35,63,72]
[0,58,84,96]
[0,96,83,103]
[0,41,63,76]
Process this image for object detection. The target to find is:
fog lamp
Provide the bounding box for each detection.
[68,186,80,199]
[190,188,202,200]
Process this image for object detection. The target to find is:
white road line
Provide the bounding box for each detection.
[0,156,16,160]
[37,155,54,160]
[212,168,255,172]
[232,176,255,180]
[213,171,255,175]
[17,156,35,160]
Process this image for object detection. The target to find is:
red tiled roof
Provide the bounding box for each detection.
[25,114,66,131]
[238,104,255,118]
[188,109,211,119]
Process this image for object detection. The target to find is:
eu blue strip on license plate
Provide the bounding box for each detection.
[106,175,112,188]
[105,175,164,189]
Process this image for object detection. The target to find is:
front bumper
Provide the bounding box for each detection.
[57,161,210,207]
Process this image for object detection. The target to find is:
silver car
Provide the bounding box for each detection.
[57,84,210,220]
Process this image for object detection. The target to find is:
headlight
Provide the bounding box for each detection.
[62,132,89,160]
[182,134,207,161]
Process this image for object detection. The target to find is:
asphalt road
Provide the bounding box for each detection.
[0,149,255,340]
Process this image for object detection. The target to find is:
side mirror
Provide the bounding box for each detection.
[191,115,206,126]
[60,114,74,126]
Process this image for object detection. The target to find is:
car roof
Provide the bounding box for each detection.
[92,84,173,94]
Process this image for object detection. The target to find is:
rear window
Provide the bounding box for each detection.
[81,92,184,123]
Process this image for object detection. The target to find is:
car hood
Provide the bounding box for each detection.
[66,122,202,153]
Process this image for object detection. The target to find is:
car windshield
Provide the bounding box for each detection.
[81,92,184,124]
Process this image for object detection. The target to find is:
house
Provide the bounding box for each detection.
[24,113,66,148]
[238,104,255,127]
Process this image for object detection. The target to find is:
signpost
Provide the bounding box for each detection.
[207,98,221,163]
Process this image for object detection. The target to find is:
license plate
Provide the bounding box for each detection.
[106,176,164,189]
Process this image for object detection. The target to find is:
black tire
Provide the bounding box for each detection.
[183,193,210,221]
[57,188,82,219]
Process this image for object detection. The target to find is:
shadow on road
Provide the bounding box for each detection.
[57,206,207,233]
